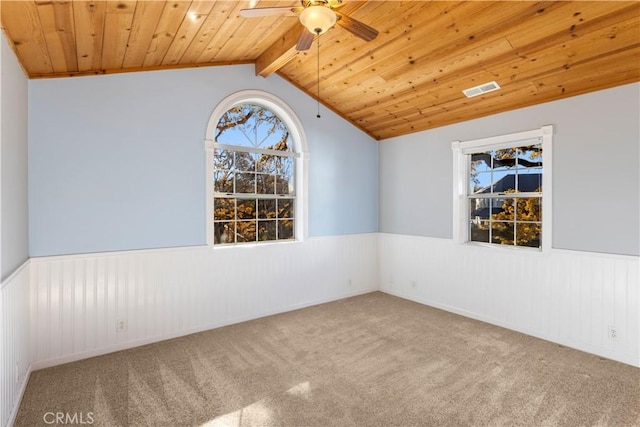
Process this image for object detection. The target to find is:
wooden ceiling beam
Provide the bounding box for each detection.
[278,1,433,88]
[256,1,373,78]
[255,22,307,78]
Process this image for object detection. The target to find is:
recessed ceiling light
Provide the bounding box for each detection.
[463,81,501,98]
[187,12,201,22]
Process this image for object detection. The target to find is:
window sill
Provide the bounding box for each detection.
[461,241,546,255]
[210,239,303,250]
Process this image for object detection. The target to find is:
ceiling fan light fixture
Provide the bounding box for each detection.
[299,5,337,35]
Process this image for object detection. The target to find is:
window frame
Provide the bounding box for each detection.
[451,125,553,252]
[205,90,308,246]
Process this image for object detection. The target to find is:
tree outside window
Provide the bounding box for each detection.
[468,143,543,248]
[212,104,296,244]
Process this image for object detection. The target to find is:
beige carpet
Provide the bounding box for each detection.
[15,292,640,426]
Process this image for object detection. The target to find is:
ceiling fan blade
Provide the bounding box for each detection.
[335,12,378,42]
[239,6,302,18]
[296,28,314,51]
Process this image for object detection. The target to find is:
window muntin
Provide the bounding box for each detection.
[212,103,296,245]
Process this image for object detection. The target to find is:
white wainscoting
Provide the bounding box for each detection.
[378,233,640,367]
[0,261,31,427]
[30,234,379,370]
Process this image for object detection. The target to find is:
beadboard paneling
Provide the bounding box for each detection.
[30,234,379,369]
[0,261,31,427]
[378,233,640,367]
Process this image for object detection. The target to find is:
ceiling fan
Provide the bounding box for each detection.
[240,0,379,51]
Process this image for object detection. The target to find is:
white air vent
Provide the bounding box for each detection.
[462,81,501,98]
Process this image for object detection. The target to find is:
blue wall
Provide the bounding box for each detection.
[379,83,640,256]
[29,65,378,256]
[1,33,29,279]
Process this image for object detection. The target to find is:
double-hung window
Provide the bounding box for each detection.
[452,125,553,251]
[205,91,307,246]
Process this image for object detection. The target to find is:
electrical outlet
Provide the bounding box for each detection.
[117,320,127,332]
[411,280,417,289]
[15,362,20,384]
[347,278,352,287]
[608,326,618,341]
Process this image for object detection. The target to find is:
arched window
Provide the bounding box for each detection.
[205,91,307,245]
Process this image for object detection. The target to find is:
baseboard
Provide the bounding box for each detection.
[32,288,376,370]
[380,288,639,368]
[7,363,31,427]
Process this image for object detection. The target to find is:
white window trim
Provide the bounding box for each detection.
[204,90,309,246]
[451,125,553,252]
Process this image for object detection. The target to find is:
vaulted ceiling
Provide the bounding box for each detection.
[1,1,639,140]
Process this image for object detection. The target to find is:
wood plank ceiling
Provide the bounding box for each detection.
[1,1,639,140]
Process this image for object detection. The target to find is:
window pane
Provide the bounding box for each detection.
[470,152,492,173]
[256,174,275,194]
[258,220,277,241]
[214,170,234,193]
[269,137,292,152]
[491,198,514,221]
[258,199,276,219]
[235,152,257,172]
[492,149,516,171]
[470,171,491,194]
[516,144,543,169]
[214,149,233,170]
[470,220,490,243]
[277,156,294,176]
[237,199,256,219]
[469,198,490,220]
[517,172,542,193]
[214,198,235,221]
[278,199,294,219]
[214,222,234,244]
[515,198,541,222]
[236,221,256,242]
[215,104,257,146]
[276,175,294,195]
[516,222,541,247]
[491,170,515,193]
[278,219,294,240]
[257,153,277,173]
[215,104,292,151]
[492,221,515,245]
[236,173,256,193]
